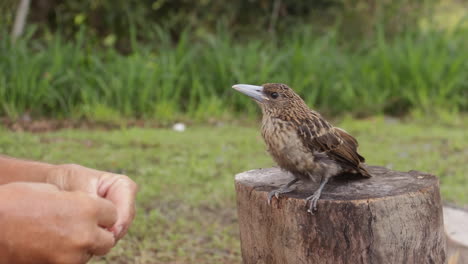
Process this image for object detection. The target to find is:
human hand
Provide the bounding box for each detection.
[0,182,117,264]
[46,164,138,240]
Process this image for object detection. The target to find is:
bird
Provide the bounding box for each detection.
[232,83,371,213]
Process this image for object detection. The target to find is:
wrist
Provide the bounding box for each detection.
[45,163,77,191]
[0,156,56,185]
[46,163,102,193]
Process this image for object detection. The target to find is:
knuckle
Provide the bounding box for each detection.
[128,179,138,192]
[92,233,115,256]
[121,175,138,191]
[114,174,138,192]
[95,244,113,256]
[74,229,95,250]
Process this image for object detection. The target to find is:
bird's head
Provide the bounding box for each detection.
[232,83,304,115]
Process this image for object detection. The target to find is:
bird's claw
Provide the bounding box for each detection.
[267,185,296,206]
[267,190,279,205]
[306,193,321,214]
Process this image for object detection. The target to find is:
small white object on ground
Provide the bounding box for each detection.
[172,123,186,132]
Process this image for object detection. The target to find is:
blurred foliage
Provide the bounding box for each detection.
[0,0,16,30]
[1,0,438,52]
[1,25,466,121]
[1,0,466,121]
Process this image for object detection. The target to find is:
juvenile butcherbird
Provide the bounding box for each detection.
[232,83,371,213]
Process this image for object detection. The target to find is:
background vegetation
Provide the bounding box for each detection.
[1,0,466,121]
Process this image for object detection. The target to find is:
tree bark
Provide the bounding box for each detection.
[11,0,31,42]
[235,166,446,264]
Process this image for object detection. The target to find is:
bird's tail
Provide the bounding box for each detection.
[358,164,372,177]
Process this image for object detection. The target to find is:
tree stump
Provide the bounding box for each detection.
[235,166,446,264]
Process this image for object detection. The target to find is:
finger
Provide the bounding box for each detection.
[89,228,115,256]
[94,197,118,228]
[109,185,136,240]
[104,178,137,240]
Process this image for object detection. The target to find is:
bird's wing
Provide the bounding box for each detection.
[297,117,369,176]
[334,127,365,162]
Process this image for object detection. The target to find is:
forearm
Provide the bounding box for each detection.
[0,183,17,263]
[0,156,56,185]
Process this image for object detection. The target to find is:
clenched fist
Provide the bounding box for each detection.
[46,164,138,240]
[0,156,138,264]
[0,182,117,264]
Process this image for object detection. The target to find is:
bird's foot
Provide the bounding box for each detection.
[305,191,322,214]
[267,187,294,205]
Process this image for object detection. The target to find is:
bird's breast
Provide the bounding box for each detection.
[261,117,317,175]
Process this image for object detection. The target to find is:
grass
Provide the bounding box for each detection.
[1,25,467,121]
[0,116,466,263]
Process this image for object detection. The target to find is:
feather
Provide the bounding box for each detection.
[297,116,371,177]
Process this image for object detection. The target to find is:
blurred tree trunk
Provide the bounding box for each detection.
[11,0,31,42]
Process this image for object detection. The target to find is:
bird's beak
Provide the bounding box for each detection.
[232,84,268,102]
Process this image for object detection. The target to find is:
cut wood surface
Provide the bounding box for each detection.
[235,166,446,264]
[445,206,468,264]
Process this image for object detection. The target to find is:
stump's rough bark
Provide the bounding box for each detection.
[235,166,446,264]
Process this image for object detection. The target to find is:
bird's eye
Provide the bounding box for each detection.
[271,92,279,99]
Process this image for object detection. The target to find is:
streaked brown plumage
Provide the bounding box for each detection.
[232,83,371,213]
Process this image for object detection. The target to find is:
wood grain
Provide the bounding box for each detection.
[235,166,446,264]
